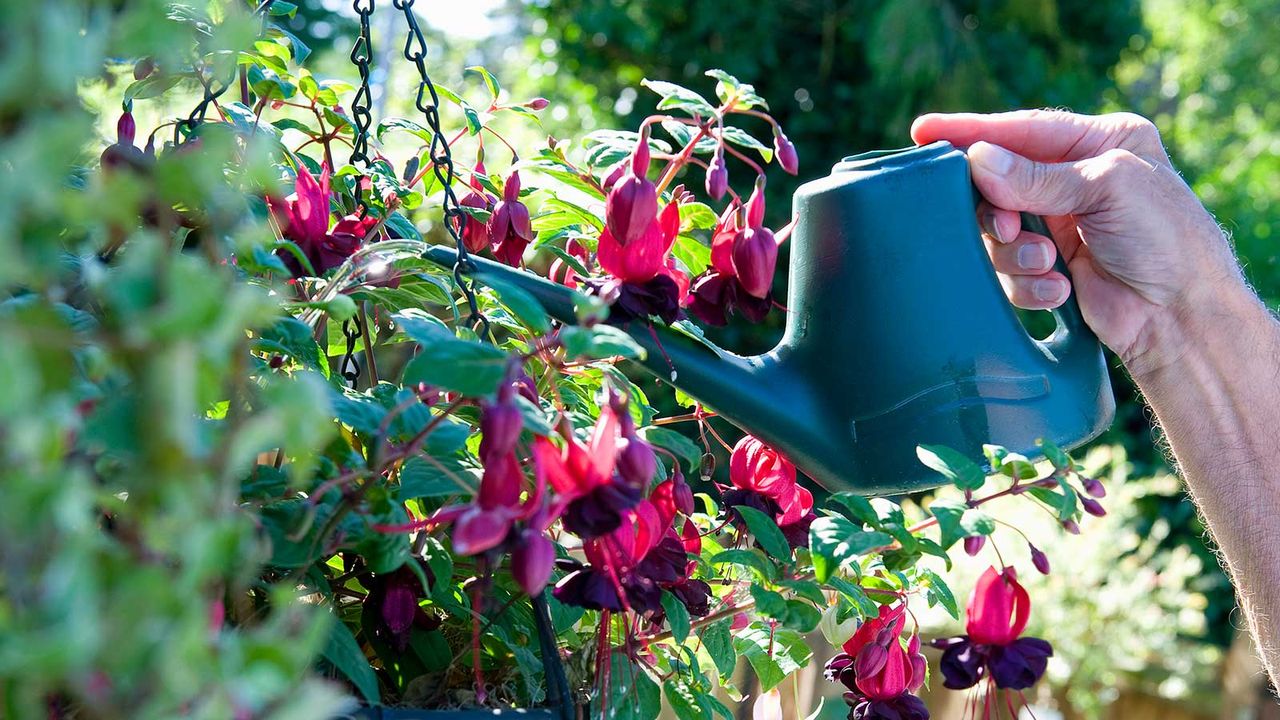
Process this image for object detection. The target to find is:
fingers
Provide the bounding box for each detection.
[977,201,1021,244]
[996,270,1071,310]
[987,230,1057,276]
[911,109,1170,166]
[968,142,1107,217]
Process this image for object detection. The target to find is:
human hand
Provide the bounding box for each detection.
[911,110,1244,374]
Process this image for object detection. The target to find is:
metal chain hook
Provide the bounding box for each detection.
[393,0,491,343]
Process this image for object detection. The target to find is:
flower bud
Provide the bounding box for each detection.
[1030,544,1051,575]
[964,535,986,557]
[1081,497,1107,517]
[524,97,550,110]
[746,177,766,228]
[1082,477,1107,498]
[453,505,510,555]
[616,436,657,487]
[1062,519,1081,535]
[907,634,927,692]
[819,603,858,647]
[631,131,651,175]
[133,57,156,81]
[403,155,420,183]
[480,400,523,459]
[855,642,888,678]
[705,150,728,200]
[601,161,626,192]
[606,172,659,247]
[117,111,136,146]
[503,169,522,202]
[773,128,798,175]
[672,471,695,516]
[732,226,778,299]
[511,530,556,595]
[752,689,782,720]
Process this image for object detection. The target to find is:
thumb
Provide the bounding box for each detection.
[967,141,1095,216]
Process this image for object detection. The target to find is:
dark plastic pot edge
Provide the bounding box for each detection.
[343,708,563,719]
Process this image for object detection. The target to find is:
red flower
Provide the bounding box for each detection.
[488,170,532,267]
[726,435,814,548]
[598,199,680,284]
[268,163,331,250]
[459,159,495,254]
[966,566,1029,645]
[605,138,658,247]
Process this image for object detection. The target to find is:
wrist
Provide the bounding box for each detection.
[1123,277,1264,382]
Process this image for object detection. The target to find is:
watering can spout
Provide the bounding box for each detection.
[420,246,794,443]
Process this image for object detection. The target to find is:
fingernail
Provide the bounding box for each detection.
[1017,243,1051,271]
[1033,278,1066,303]
[981,211,1006,243]
[970,142,1015,176]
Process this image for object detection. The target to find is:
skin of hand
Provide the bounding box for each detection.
[913,109,1280,687]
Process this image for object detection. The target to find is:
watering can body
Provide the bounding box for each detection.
[425,140,1113,495]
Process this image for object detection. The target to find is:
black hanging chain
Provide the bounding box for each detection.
[392,0,491,343]
[340,319,362,387]
[349,0,376,167]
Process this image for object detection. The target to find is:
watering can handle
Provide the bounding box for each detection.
[1019,212,1093,354]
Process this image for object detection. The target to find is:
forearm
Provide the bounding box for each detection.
[1129,283,1280,680]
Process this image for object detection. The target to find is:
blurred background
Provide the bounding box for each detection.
[248,0,1279,716]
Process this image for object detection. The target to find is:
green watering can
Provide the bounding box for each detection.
[423,141,1114,495]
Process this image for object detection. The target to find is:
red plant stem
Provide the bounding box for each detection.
[653,409,719,426]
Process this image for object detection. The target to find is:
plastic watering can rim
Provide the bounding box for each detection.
[833,140,955,174]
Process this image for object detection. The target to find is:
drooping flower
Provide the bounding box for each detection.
[686,199,778,326]
[724,435,815,548]
[488,170,532,267]
[598,197,681,285]
[773,127,799,175]
[932,566,1054,696]
[458,159,495,254]
[823,604,930,720]
[266,164,380,277]
[605,137,658,247]
[535,402,639,540]
[705,148,729,200]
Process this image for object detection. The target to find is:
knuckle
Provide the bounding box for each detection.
[1107,111,1164,149]
[1091,148,1147,183]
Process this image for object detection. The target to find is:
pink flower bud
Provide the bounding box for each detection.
[524,97,549,110]
[631,132,651,176]
[133,57,156,81]
[606,172,659,247]
[617,436,657,487]
[773,128,798,175]
[1030,544,1051,575]
[1062,519,1081,535]
[1082,477,1106,498]
[731,226,778,299]
[672,472,694,516]
[117,112,136,146]
[503,170,522,202]
[480,400,523,460]
[601,161,627,192]
[705,151,728,200]
[964,535,986,557]
[1081,497,1107,517]
[907,634,927,692]
[511,530,556,595]
[746,177,766,228]
[453,505,511,555]
[855,642,888,678]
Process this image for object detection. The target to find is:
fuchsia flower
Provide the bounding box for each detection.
[933,566,1053,695]
[589,138,689,324]
[267,164,378,277]
[723,435,815,548]
[458,159,495,254]
[488,170,532,267]
[686,188,779,326]
[773,128,799,175]
[824,604,929,720]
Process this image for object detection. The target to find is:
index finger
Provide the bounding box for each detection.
[910,110,1169,166]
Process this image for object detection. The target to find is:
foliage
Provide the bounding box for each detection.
[0,2,1124,718]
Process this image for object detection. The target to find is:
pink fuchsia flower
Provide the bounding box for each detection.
[604,137,658,247]
[687,201,775,326]
[773,127,799,175]
[933,566,1054,693]
[598,197,680,284]
[824,604,930,720]
[535,404,641,540]
[268,163,331,250]
[458,159,495,254]
[732,180,778,299]
[752,690,782,720]
[511,527,557,596]
[724,435,815,548]
[705,148,729,200]
[488,170,532,267]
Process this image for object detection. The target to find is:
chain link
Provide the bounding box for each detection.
[392,0,490,343]
[349,0,376,167]
[340,319,362,387]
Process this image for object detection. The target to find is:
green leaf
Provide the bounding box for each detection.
[402,338,509,397]
[376,117,433,143]
[997,452,1039,480]
[960,508,996,536]
[477,275,551,333]
[641,426,701,472]
[808,515,892,582]
[664,679,703,720]
[661,591,691,644]
[705,69,768,110]
[559,324,646,361]
[433,84,484,135]
[783,600,822,632]
[322,618,380,706]
[1037,437,1074,470]
[641,79,718,116]
[672,234,711,276]
[397,456,473,499]
[733,624,811,691]
[710,548,777,581]
[595,652,661,720]
[917,444,986,491]
[719,126,774,163]
[465,65,502,100]
[927,497,967,550]
[678,202,718,231]
[828,493,881,527]
[919,568,959,619]
[749,585,789,619]
[701,620,736,678]
[735,505,792,560]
